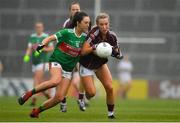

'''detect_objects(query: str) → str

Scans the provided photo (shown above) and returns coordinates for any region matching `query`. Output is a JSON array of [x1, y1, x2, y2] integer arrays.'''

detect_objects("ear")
[[77, 21, 80, 26]]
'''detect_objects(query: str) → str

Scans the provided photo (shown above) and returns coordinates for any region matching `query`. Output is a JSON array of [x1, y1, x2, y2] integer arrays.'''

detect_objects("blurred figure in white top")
[[117, 55, 133, 99]]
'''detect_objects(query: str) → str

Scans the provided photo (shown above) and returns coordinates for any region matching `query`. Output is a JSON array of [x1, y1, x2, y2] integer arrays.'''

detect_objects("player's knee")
[[50, 77, 61, 86], [55, 94, 64, 102], [105, 85, 113, 94], [86, 90, 96, 98]]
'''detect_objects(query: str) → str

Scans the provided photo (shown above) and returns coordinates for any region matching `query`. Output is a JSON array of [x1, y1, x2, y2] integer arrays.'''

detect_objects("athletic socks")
[[107, 104, 114, 116], [61, 97, 66, 104], [38, 105, 46, 112], [31, 88, 36, 95], [78, 93, 85, 100]]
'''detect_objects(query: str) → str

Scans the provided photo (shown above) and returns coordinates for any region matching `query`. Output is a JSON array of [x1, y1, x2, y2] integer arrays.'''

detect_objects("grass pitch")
[[0, 96, 180, 122]]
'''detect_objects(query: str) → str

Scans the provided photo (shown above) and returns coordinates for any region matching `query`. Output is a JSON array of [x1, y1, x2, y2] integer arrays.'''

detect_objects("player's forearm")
[[42, 46, 54, 52], [81, 47, 93, 56], [80, 42, 94, 56], [42, 35, 56, 46], [25, 47, 32, 56]]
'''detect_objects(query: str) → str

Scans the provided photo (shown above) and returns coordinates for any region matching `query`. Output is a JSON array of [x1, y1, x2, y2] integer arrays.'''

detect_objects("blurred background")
[[0, 0, 180, 99]]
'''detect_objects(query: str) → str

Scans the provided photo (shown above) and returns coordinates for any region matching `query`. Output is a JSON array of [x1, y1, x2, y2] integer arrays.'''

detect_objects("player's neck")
[[74, 27, 82, 37], [101, 33, 107, 40], [37, 32, 43, 36]]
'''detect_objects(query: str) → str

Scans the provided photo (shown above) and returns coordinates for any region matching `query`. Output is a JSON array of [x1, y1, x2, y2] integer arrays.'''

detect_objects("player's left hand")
[[36, 44, 45, 53], [111, 48, 123, 59], [34, 51, 40, 57], [91, 44, 98, 50]]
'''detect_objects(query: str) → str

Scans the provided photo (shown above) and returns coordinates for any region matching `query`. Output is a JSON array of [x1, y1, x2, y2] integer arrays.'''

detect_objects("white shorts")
[[50, 62, 72, 80], [72, 71, 79, 78], [79, 65, 95, 77], [32, 63, 49, 72], [118, 74, 132, 84]]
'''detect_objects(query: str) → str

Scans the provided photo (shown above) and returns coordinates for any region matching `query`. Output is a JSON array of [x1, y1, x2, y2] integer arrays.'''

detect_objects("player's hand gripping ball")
[[96, 42, 112, 58]]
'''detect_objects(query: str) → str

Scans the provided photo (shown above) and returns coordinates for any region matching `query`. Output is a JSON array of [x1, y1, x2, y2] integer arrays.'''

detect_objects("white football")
[[96, 42, 112, 58]]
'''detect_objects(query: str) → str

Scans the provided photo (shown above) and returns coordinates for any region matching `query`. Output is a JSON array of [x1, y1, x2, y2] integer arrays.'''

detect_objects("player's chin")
[[83, 28, 88, 33], [102, 30, 108, 34]]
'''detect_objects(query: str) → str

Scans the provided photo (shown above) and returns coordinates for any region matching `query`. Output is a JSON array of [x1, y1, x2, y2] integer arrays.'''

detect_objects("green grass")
[[0, 97, 180, 122]]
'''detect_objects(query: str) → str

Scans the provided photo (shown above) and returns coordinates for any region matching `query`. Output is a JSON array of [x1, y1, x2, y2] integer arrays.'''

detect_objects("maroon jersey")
[[63, 18, 74, 29], [80, 26, 119, 70]]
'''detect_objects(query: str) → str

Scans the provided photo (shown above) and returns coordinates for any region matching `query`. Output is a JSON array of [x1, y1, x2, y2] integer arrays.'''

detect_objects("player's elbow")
[[80, 48, 93, 56], [80, 49, 87, 56], [49, 46, 54, 51]]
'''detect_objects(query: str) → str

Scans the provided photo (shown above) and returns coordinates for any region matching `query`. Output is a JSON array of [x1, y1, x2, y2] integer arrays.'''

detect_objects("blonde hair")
[[69, 1, 80, 10], [96, 13, 109, 24]]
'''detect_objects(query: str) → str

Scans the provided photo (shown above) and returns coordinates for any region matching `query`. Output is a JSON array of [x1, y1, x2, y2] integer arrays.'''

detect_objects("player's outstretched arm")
[[23, 45, 32, 63], [42, 45, 54, 52], [42, 35, 56, 46], [36, 35, 56, 53], [80, 41, 98, 56], [111, 47, 123, 59]]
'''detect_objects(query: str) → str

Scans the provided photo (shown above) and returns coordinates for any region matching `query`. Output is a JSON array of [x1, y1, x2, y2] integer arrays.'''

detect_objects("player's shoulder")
[[57, 28, 72, 33], [89, 26, 99, 36], [66, 28, 74, 33], [90, 26, 99, 32], [64, 18, 70, 24], [63, 18, 71, 28], [30, 33, 36, 37], [42, 32, 49, 37], [58, 28, 74, 36], [109, 30, 117, 37]]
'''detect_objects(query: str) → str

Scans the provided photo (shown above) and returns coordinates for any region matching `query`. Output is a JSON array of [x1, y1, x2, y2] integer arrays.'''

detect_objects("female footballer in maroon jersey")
[[80, 13, 123, 119]]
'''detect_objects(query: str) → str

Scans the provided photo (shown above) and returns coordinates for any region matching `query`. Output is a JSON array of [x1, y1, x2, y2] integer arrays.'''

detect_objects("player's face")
[[97, 18, 109, 35], [35, 23, 44, 34], [78, 16, 90, 33], [70, 4, 80, 17]]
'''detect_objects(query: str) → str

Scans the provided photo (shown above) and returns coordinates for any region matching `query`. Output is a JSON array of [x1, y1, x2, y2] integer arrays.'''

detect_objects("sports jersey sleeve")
[[110, 32, 123, 59], [110, 32, 118, 48], [86, 27, 99, 46], [63, 18, 70, 28], [54, 29, 67, 43]]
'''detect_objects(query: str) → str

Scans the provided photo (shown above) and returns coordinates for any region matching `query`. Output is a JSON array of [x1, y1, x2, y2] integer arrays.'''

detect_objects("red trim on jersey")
[[58, 42, 81, 57]]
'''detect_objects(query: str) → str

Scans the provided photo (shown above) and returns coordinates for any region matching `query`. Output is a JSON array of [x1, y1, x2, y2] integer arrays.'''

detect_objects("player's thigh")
[[34, 70, 44, 79], [95, 64, 113, 89], [33, 64, 44, 84], [81, 75, 96, 94], [33, 64, 44, 77], [71, 72, 80, 86], [49, 65, 62, 82], [79, 65, 96, 93]]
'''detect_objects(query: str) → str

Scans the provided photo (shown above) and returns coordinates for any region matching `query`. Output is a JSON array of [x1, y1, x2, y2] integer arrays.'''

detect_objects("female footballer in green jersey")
[[60, 2, 88, 112], [18, 12, 90, 118]]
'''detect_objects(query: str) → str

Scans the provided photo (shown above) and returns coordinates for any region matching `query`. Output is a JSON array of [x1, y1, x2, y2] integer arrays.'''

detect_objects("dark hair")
[[72, 11, 88, 27], [69, 1, 80, 10]]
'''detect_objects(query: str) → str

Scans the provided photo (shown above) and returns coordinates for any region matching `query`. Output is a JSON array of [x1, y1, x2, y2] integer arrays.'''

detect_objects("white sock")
[[108, 111, 114, 116], [60, 102, 66, 105]]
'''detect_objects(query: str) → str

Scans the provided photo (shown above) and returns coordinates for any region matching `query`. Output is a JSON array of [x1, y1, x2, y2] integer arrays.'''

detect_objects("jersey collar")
[[36, 32, 45, 37], [73, 28, 82, 38]]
